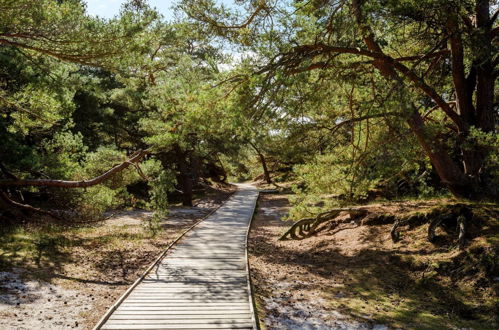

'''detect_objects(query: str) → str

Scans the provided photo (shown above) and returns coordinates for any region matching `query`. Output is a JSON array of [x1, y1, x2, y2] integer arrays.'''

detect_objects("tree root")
[[457, 215, 467, 249], [393, 204, 472, 247], [427, 217, 444, 242], [282, 203, 474, 248], [279, 208, 367, 240]]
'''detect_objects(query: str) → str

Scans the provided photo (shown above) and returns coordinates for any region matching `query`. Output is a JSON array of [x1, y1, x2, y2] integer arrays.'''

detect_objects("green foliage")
[[42, 130, 87, 179], [146, 166, 176, 235], [465, 128, 499, 190], [1, 0, 496, 225]]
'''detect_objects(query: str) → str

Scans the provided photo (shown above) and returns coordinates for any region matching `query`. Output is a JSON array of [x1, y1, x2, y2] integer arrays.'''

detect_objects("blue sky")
[[85, 0, 177, 19]]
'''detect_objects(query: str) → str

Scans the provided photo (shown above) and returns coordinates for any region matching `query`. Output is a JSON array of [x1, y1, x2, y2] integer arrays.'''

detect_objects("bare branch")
[[0, 150, 148, 188], [0, 191, 63, 221], [316, 112, 398, 135], [187, 4, 267, 30]]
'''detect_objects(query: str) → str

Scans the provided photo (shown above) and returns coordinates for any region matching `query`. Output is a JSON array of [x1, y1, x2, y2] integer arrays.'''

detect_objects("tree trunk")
[[458, 0, 496, 193], [249, 142, 271, 184], [474, 0, 495, 133], [258, 153, 272, 184], [178, 160, 193, 207], [406, 113, 473, 198], [175, 146, 193, 207], [190, 153, 201, 187]]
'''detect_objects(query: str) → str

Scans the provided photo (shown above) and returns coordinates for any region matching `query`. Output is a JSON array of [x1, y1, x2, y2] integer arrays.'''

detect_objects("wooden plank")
[[124, 296, 248, 300], [119, 303, 250, 308], [101, 324, 253, 329], [114, 309, 251, 313], [104, 319, 253, 324], [138, 280, 246, 283], [130, 291, 247, 295], [114, 306, 249, 314], [127, 289, 248, 294], [109, 314, 252, 319], [151, 270, 246, 274], [133, 284, 247, 288], [128, 293, 247, 297], [117, 303, 250, 306]]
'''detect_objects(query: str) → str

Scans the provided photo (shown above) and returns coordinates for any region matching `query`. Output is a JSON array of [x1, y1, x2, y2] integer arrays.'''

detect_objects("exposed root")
[[282, 203, 476, 247], [457, 215, 467, 249], [427, 217, 444, 242], [279, 208, 367, 240]]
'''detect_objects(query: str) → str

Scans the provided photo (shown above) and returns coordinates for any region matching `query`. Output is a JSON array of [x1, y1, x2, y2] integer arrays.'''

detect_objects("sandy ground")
[[0, 186, 235, 330], [248, 194, 384, 329], [248, 193, 498, 329]]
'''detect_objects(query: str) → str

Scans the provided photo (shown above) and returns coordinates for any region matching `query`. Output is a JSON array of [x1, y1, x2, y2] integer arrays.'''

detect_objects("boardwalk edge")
[[246, 186, 260, 330]]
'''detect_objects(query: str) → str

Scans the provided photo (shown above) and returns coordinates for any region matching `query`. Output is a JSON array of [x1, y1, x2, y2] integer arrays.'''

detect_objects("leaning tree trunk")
[[249, 142, 271, 184], [258, 152, 272, 184], [406, 113, 474, 198], [351, 0, 491, 199], [0, 150, 148, 221]]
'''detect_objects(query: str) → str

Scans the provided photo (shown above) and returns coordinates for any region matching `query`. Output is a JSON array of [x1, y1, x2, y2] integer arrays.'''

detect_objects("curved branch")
[[315, 112, 398, 135], [0, 38, 118, 66], [187, 4, 266, 30], [0, 191, 63, 220], [275, 43, 463, 130], [0, 150, 148, 188]]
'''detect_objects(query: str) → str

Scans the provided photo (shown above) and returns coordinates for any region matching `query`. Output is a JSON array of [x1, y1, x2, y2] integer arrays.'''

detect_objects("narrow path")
[[97, 184, 259, 330]]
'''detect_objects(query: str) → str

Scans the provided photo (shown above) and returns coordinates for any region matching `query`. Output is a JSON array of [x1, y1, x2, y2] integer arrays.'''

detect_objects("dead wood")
[[0, 149, 147, 188], [0, 191, 63, 221]]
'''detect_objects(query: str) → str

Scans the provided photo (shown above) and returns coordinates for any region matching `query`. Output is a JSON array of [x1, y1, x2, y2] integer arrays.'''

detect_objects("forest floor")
[[248, 193, 498, 330], [0, 184, 235, 330]]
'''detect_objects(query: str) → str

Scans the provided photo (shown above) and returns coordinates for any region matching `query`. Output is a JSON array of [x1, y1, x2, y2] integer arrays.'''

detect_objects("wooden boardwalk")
[[96, 184, 259, 330]]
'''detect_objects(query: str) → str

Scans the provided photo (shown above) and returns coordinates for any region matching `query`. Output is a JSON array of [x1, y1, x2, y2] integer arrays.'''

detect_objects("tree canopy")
[[0, 0, 497, 223]]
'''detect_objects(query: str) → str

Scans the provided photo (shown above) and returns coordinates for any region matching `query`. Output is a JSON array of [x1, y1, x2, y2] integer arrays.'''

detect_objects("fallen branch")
[[0, 191, 63, 221], [0, 150, 148, 188]]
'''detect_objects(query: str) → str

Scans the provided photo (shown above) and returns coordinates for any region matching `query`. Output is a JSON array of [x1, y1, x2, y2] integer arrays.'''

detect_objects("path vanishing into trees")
[[95, 184, 259, 329]]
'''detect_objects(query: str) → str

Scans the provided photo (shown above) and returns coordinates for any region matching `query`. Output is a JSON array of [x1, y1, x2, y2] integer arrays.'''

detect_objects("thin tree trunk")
[[191, 153, 201, 187], [249, 142, 271, 184], [258, 152, 272, 184]]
